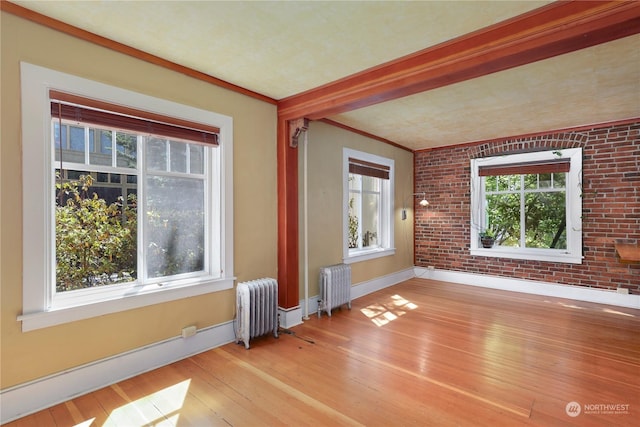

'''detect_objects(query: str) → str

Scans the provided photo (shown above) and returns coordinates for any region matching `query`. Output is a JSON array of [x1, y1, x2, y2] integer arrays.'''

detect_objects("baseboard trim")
[[415, 267, 640, 309], [278, 305, 303, 329], [0, 321, 236, 424], [352, 267, 416, 300]]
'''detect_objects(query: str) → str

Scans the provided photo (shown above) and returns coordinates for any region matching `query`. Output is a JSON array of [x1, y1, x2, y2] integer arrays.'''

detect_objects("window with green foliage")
[[343, 149, 395, 263], [484, 171, 567, 249], [20, 63, 234, 331], [470, 148, 583, 264], [52, 111, 213, 292]]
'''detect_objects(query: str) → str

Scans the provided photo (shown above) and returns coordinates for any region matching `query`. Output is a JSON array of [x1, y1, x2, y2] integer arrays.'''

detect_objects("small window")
[[343, 149, 395, 263], [470, 148, 583, 264]]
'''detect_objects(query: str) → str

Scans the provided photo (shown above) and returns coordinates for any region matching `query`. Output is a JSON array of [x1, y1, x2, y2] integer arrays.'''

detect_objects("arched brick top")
[[468, 132, 589, 159]]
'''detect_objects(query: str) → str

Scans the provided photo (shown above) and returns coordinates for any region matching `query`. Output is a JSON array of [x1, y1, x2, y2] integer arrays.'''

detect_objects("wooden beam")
[[277, 117, 299, 309], [278, 1, 640, 121]]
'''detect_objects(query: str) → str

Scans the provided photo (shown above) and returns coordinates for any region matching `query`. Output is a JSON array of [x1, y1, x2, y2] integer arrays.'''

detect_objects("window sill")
[[17, 277, 235, 332], [470, 247, 582, 264], [344, 247, 396, 264]]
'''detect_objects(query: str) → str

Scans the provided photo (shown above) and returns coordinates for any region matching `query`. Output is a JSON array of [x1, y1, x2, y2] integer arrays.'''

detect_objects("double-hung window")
[[343, 148, 395, 263], [470, 148, 582, 264], [20, 63, 234, 331]]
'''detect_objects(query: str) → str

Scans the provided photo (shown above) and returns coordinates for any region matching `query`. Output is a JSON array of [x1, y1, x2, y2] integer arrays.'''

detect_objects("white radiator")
[[236, 278, 279, 349], [318, 263, 352, 318]]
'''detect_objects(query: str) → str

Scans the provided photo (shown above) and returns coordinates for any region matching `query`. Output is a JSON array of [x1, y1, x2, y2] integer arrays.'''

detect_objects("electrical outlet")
[[181, 325, 197, 338]]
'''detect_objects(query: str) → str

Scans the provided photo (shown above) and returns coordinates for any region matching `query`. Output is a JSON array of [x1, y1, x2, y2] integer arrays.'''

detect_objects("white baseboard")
[[415, 267, 640, 309], [278, 305, 303, 329], [352, 267, 416, 300], [0, 321, 236, 424]]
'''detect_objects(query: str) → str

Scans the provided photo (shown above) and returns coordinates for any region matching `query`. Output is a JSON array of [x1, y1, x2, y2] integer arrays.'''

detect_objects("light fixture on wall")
[[402, 192, 429, 220]]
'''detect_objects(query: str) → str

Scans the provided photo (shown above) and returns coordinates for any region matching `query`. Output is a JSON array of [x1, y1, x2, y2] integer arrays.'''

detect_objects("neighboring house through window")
[[343, 148, 395, 263], [470, 148, 583, 264], [19, 63, 234, 331]]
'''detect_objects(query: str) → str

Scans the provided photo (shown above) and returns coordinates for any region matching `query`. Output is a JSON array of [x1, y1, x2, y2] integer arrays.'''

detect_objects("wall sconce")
[[402, 193, 429, 220]]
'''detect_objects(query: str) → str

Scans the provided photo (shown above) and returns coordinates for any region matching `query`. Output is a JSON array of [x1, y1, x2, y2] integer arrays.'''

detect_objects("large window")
[[20, 63, 234, 331], [470, 148, 582, 264], [343, 149, 394, 263]]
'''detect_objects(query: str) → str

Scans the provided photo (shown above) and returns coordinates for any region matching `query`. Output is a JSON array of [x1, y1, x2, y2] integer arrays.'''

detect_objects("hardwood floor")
[[6, 279, 640, 426]]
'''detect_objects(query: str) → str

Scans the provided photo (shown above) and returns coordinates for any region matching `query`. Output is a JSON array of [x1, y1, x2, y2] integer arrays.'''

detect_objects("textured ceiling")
[[12, 1, 640, 150]]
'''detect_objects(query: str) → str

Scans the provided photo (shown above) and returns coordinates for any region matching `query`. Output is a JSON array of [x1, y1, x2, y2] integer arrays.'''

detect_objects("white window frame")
[[343, 148, 395, 263], [470, 148, 583, 264], [19, 63, 234, 331]]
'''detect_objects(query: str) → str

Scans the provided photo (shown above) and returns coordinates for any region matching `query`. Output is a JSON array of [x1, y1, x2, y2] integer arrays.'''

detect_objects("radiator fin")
[[318, 264, 352, 318], [236, 278, 279, 349]]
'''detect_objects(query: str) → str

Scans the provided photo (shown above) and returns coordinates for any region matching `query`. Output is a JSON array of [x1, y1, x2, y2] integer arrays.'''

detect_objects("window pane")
[[53, 122, 67, 152], [55, 171, 137, 292], [348, 191, 361, 249], [362, 193, 379, 248], [363, 175, 380, 192], [146, 176, 205, 278], [539, 173, 552, 188], [147, 137, 167, 171], [69, 126, 85, 152], [525, 192, 566, 249], [486, 193, 520, 247], [349, 173, 361, 191], [190, 145, 204, 174], [496, 175, 520, 191], [524, 174, 538, 190], [116, 132, 137, 168], [484, 176, 497, 192], [89, 129, 113, 166], [553, 173, 566, 188], [170, 141, 188, 173]]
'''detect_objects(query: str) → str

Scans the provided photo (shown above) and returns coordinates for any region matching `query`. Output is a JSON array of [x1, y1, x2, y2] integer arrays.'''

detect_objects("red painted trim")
[[1, 1, 277, 106], [416, 117, 640, 154], [279, 1, 640, 121], [277, 117, 299, 309], [320, 119, 413, 153]]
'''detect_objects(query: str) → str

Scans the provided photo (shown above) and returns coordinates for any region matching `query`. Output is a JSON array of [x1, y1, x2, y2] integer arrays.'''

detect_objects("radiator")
[[317, 263, 352, 318], [236, 278, 279, 349]]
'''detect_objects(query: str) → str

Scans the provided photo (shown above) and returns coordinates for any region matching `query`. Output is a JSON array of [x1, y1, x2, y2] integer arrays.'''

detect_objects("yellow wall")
[[1, 12, 414, 391], [299, 122, 415, 297], [0, 12, 277, 388]]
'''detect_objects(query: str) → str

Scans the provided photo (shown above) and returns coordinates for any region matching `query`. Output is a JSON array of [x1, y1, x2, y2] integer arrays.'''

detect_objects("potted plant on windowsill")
[[479, 230, 495, 248]]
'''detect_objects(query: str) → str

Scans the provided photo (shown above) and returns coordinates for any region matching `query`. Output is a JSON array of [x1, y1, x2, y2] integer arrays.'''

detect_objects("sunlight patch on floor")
[[103, 379, 191, 426], [360, 294, 418, 326], [544, 300, 587, 310], [602, 308, 636, 317]]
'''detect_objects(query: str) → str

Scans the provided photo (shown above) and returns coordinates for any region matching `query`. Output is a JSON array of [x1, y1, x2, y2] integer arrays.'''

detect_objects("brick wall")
[[414, 120, 640, 294]]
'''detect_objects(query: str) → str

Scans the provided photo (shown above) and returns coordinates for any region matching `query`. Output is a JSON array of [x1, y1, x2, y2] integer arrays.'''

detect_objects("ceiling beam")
[[278, 1, 640, 121]]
